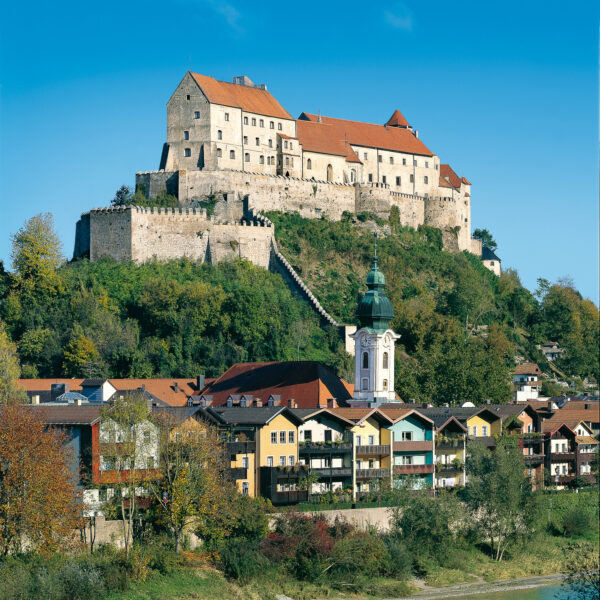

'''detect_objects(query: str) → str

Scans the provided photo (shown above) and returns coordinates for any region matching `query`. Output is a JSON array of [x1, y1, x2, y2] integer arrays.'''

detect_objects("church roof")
[[296, 120, 361, 162], [198, 361, 353, 409], [299, 113, 434, 157], [481, 246, 500, 262], [189, 72, 293, 120], [385, 109, 410, 128]]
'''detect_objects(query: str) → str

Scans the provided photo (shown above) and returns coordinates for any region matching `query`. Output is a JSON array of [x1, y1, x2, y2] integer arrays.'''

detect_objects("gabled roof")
[[25, 405, 102, 425], [439, 164, 463, 190], [575, 435, 599, 445], [433, 415, 468, 433], [543, 413, 596, 434], [198, 362, 353, 409], [207, 406, 303, 426], [299, 112, 434, 156], [296, 119, 361, 162], [385, 109, 410, 128], [189, 72, 292, 119], [481, 247, 500, 262], [379, 408, 434, 426], [417, 407, 479, 424], [152, 405, 205, 425], [513, 363, 542, 376], [328, 407, 393, 426], [291, 408, 356, 427]]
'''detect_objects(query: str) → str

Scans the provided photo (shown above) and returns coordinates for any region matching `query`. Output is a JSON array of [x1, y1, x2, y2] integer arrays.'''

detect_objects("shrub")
[[381, 534, 412, 578], [330, 532, 389, 578], [220, 538, 269, 582], [58, 561, 105, 600], [561, 509, 593, 538]]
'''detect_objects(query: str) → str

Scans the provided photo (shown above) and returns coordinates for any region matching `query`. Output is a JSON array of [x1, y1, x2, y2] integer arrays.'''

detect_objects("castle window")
[[361, 378, 368, 391], [259, 155, 265, 164], [362, 352, 369, 369], [268, 139, 273, 148], [285, 157, 289, 166], [383, 379, 388, 390], [410, 174, 414, 183], [225, 113, 229, 121], [184, 130, 189, 140], [307, 158, 312, 169], [284, 140, 288, 149], [186, 94, 190, 101], [364, 152, 368, 160], [278, 123, 282, 131], [244, 116, 248, 125], [184, 148, 191, 157], [396, 176, 401, 186], [326, 164, 332, 181], [194, 111, 200, 119], [230, 150, 235, 159], [435, 164, 439, 170], [245, 153, 250, 162], [389, 156, 394, 164], [251, 118, 256, 126], [243, 136, 248, 144], [413, 159, 417, 166], [290, 142, 293, 150], [402, 158, 406, 165], [290, 157, 294, 167], [255, 137, 260, 146], [260, 119, 264, 127], [350, 170, 355, 182], [218, 130, 223, 140], [270, 121, 274, 129], [383, 352, 388, 369], [425, 161, 429, 168], [217, 148, 222, 158], [382, 176, 387, 184], [378, 155, 382, 163], [368, 174, 373, 182], [424, 176, 429, 184]]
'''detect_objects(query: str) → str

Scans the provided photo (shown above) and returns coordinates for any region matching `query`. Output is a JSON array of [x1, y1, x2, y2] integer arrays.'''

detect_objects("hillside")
[[266, 211, 599, 402]]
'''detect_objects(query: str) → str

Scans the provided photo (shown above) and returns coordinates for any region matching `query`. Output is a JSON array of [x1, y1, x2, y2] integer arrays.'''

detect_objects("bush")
[[561, 509, 593, 538], [58, 561, 104, 600], [381, 534, 412, 578], [220, 538, 269, 582], [330, 532, 389, 578]]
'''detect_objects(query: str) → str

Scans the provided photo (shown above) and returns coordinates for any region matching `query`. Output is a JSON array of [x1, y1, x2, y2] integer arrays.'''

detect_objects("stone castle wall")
[[80, 206, 273, 268]]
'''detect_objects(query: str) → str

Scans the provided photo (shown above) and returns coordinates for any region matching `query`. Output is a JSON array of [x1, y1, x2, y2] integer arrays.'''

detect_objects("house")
[[554, 401, 600, 437], [381, 409, 435, 490], [538, 342, 565, 362], [481, 246, 501, 276], [513, 363, 543, 402]]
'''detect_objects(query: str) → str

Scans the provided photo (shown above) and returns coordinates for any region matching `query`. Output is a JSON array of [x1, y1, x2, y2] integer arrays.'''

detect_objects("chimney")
[[288, 398, 297, 409], [141, 384, 146, 392], [196, 375, 205, 390], [174, 381, 179, 393], [255, 399, 263, 407], [327, 398, 337, 409], [31, 395, 40, 405], [547, 401, 553, 410], [414, 129, 419, 138]]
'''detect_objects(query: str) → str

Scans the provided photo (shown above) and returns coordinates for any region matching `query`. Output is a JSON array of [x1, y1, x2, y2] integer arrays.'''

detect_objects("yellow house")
[[466, 408, 502, 438]]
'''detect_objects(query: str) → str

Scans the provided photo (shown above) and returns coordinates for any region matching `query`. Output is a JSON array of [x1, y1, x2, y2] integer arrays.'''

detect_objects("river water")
[[457, 583, 565, 599]]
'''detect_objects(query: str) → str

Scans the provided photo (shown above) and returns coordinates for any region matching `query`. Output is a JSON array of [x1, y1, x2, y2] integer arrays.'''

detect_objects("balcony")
[[356, 468, 390, 479], [524, 454, 545, 466], [393, 464, 435, 475], [393, 441, 434, 452], [269, 490, 308, 505], [550, 474, 575, 485], [299, 442, 353, 455], [355, 445, 390, 457], [550, 452, 576, 462], [226, 441, 256, 455], [229, 467, 248, 479], [311, 467, 352, 477], [437, 440, 465, 451], [435, 464, 464, 475]]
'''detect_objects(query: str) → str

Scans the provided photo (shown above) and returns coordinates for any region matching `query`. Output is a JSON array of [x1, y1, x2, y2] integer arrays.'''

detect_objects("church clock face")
[[360, 335, 369, 347]]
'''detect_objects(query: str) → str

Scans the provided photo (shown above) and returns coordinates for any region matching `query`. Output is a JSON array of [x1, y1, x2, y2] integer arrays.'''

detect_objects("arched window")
[[230, 150, 235, 159], [244, 153, 250, 162], [217, 130, 222, 140], [259, 155, 264, 164], [216, 148, 222, 158], [362, 352, 369, 369], [383, 379, 388, 390], [327, 164, 333, 182], [361, 378, 368, 391], [307, 158, 312, 169], [383, 352, 389, 369]]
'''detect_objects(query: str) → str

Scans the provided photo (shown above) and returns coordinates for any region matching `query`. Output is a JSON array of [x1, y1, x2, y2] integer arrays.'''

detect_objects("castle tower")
[[349, 236, 401, 407]]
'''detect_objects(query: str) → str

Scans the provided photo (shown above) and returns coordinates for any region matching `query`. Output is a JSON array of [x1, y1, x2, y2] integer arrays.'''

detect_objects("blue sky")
[[1, 0, 598, 303]]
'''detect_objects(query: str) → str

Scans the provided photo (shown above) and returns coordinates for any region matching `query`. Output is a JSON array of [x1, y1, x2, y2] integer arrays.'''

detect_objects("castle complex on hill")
[[75, 71, 482, 269]]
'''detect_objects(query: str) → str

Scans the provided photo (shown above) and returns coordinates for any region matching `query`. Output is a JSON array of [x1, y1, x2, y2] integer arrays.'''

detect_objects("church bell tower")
[[349, 236, 400, 407]]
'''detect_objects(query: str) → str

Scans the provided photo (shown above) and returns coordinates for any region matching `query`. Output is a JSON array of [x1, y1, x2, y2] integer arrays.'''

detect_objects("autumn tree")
[[100, 393, 156, 556], [0, 320, 25, 405], [0, 405, 83, 555], [149, 414, 235, 552], [10, 213, 63, 295]]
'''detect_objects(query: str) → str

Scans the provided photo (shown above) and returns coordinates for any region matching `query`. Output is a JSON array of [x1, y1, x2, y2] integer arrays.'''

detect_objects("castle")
[[75, 71, 482, 269]]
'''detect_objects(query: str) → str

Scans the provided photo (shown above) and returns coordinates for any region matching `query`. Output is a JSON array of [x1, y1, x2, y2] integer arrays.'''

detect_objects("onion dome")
[[356, 235, 394, 332]]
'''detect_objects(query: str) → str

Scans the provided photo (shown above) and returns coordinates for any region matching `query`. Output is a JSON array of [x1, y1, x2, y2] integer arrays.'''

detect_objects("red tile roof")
[[198, 362, 353, 409], [299, 113, 434, 157], [296, 119, 361, 163], [439, 164, 463, 190], [385, 109, 410, 128], [18, 378, 85, 391], [329, 407, 393, 424], [189, 72, 292, 120]]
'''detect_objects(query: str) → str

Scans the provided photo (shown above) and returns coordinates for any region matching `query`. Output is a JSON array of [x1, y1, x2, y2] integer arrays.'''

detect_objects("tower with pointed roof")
[[349, 235, 401, 407]]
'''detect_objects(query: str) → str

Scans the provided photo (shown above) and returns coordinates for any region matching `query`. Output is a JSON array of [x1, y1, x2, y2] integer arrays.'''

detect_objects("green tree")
[[473, 228, 497, 251], [0, 320, 24, 404], [111, 184, 132, 206], [558, 542, 600, 600], [10, 213, 63, 295]]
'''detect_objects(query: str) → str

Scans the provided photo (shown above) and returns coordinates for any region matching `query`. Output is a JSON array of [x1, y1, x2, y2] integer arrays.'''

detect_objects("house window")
[[304, 430, 312, 441], [402, 455, 413, 465], [184, 148, 191, 157], [267, 456, 274, 467], [324, 430, 332, 442], [245, 153, 250, 162], [280, 431, 286, 444], [362, 352, 369, 368], [410, 174, 414, 183], [242, 481, 249, 495], [383, 379, 388, 390], [490, 261, 495, 266], [482, 426, 488, 436], [402, 431, 412, 441], [240, 456, 249, 468], [307, 158, 312, 169], [368, 174, 373, 182], [271, 431, 277, 444], [289, 455, 295, 466], [402, 158, 406, 165], [268, 139, 273, 148], [243, 136, 248, 144], [361, 378, 368, 390], [194, 111, 200, 118], [218, 130, 222, 140], [378, 155, 382, 163], [184, 130, 189, 140], [284, 140, 288, 149], [389, 157, 394, 164], [255, 137, 260, 146], [368, 435, 375, 445], [356, 435, 362, 446], [224, 113, 229, 121], [278, 123, 282, 130], [288, 431, 295, 443], [186, 94, 190, 101], [270, 121, 274, 129], [424, 176, 429, 184], [368, 459, 374, 468], [396, 176, 401, 185], [244, 116, 248, 125], [260, 119, 264, 127], [382, 175, 387, 184], [252, 118, 256, 126], [279, 456, 286, 466], [217, 148, 222, 158], [259, 155, 265, 164], [230, 150, 235, 159], [472, 426, 478, 436]]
